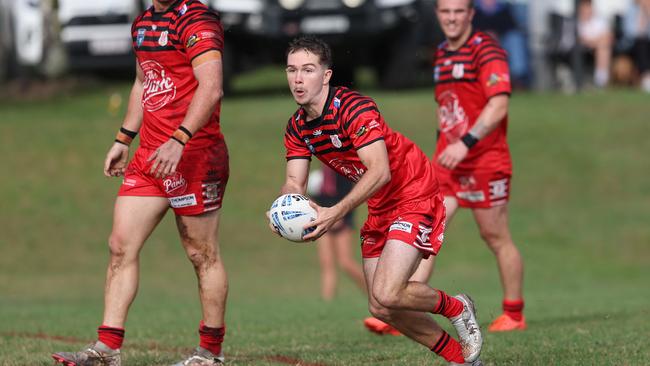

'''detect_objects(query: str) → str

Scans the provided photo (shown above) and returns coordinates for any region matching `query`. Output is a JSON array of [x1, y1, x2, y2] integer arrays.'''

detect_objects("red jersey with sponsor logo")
[[285, 87, 439, 214], [433, 31, 512, 173], [131, 0, 224, 151]]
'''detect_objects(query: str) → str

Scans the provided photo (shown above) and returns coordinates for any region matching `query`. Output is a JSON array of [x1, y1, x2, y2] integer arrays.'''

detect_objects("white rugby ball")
[[269, 194, 317, 242]]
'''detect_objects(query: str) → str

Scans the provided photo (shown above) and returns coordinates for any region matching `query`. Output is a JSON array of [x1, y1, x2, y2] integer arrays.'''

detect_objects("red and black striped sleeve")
[[340, 92, 385, 150], [475, 38, 511, 98], [284, 115, 311, 160], [177, 2, 224, 62]]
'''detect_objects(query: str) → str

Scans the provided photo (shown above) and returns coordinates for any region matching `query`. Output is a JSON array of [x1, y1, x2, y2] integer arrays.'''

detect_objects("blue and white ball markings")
[[269, 194, 317, 242]]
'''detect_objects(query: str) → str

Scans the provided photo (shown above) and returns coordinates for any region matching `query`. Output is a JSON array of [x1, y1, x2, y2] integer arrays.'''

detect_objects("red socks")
[[431, 331, 465, 363], [199, 321, 225, 356], [97, 325, 125, 350], [503, 299, 524, 321], [432, 290, 463, 319]]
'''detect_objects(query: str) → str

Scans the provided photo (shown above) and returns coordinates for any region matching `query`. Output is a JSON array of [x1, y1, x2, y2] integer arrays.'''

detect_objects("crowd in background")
[[476, 0, 650, 92]]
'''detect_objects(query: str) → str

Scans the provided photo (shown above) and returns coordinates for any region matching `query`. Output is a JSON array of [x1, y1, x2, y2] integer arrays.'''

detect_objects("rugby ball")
[[269, 194, 317, 242]]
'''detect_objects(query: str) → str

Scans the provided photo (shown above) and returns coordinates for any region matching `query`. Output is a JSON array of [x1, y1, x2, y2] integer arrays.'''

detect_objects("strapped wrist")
[[115, 127, 138, 146], [172, 126, 192, 145], [460, 133, 479, 149]]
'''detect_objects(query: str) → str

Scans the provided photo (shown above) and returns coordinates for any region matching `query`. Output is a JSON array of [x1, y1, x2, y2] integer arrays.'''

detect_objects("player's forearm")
[[469, 95, 509, 139], [335, 167, 390, 215], [121, 78, 144, 132], [179, 81, 223, 134], [280, 181, 306, 195]]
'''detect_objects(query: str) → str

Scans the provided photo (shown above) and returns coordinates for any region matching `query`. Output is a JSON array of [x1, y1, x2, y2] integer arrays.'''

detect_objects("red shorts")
[[360, 196, 446, 259], [436, 168, 511, 209], [118, 140, 229, 216]]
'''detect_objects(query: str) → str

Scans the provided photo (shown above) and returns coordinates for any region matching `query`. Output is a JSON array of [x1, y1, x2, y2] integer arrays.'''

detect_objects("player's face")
[[436, 0, 474, 42], [286, 50, 332, 107]]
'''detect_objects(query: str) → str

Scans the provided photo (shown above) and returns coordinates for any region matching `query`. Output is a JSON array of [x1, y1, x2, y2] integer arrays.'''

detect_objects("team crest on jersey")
[[158, 31, 168, 46], [452, 63, 465, 79], [330, 134, 342, 148], [179, 4, 188, 16], [141, 60, 177, 111], [474, 36, 483, 45], [355, 125, 366, 137], [136, 28, 146, 47], [434, 66, 440, 82], [333, 97, 341, 109]]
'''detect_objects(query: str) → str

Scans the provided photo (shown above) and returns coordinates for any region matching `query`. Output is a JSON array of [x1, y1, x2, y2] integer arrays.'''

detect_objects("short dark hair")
[[434, 0, 474, 9], [286, 36, 333, 68]]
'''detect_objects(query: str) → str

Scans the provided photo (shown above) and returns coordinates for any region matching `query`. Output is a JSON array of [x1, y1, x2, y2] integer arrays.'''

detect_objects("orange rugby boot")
[[488, 313, 527, 332], [363, 317, 402, 336]]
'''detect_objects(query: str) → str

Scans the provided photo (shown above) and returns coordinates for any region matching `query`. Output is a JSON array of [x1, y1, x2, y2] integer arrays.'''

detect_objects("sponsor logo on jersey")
[[303, 137, 316, 153], [169, 193, 197, 208], [330, 134, 342, 148], [136, 28, 146, 47], [141, 60, 177, 111], [313, 129, 322, 136], [163, 172, 187, 195], [333, 97, 341, 109], [486, 73, 510, 87], [368, 119, 380, 129], [329, 158, 365, 182], [438, 91, 468, 141], [452, 63, 465, 79], [158, 31, 168, 46], [390, 220, 413, 233], [457, 190, 486, 202], [186, 34, 200, 48], [123, 178, 137, 187]]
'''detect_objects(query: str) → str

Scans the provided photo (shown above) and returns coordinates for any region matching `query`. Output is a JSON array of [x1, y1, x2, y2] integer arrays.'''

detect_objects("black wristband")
[[114, 139, 129, 146], [177, 126, 193, 139], [171, 136, 186, 146], [460, 133, 479, 149], [120, 127, 138, 139]]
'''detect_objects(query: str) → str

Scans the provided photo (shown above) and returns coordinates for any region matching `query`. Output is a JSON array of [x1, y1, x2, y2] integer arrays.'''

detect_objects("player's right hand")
[[266, 210, 282, 237], [104, 142, 129, 177]]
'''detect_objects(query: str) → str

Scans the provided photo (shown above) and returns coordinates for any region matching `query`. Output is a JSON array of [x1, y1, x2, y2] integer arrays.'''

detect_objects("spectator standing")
[[623, 0, 650, 92]]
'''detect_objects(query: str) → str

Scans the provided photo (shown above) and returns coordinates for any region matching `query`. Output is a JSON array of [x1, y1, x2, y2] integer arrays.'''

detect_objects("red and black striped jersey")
[[433, 31, 512, 173], [131, 0, 224, 151], [285, 87, 439, 214]]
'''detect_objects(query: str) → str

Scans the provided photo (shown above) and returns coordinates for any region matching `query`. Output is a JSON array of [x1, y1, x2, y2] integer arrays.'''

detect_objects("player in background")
[[52, 1, 229, 365], [271, 36, 483, 365], [428, 0, 526, 332], [309, 166, 401, 335], [308, 166, 367, 301]]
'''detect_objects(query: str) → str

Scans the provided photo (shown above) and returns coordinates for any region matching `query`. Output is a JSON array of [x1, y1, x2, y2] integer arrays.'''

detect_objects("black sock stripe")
[[432, 332, 450, 353]]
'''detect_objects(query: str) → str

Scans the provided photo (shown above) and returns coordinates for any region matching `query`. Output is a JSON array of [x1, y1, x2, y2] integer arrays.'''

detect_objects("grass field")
[[0, 83, 649, 365]]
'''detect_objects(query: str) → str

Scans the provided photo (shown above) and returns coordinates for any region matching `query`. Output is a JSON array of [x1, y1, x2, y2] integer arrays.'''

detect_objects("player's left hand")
[[147, 138, 184, 178], [302, 201, 343, 241], [437, 140, 468, 170]]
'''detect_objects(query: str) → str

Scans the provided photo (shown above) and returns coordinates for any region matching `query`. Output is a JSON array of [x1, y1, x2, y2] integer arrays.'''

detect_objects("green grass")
[[1, 85, 649, 365]]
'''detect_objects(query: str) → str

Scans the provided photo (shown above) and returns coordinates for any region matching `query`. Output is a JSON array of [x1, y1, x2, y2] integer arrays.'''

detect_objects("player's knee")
[[372, 286, 401, 309], [107, 234, 127, 259], [368, 303, 392, 322], [478, 227, 506, 248], [186, 245, 217, 269]]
